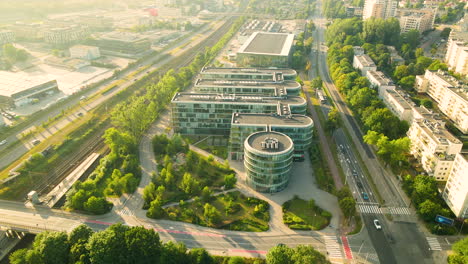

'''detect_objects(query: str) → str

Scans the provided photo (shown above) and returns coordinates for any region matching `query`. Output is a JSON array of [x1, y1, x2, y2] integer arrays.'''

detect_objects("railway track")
[[32, 16, 237, 198]]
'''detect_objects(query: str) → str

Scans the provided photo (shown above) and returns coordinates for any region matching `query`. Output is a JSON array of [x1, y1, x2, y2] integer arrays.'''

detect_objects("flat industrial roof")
[[0, 71, 56, 98], [355, 55, 376, 67], [385, 89, 413, 110], [172, 93, 306, 105], [200, 67, 297, 75], [367, 71, 394, 86], [232, 113, 313, 127], [195, 79, 300, 89], [246, 131, 293, 153], [238, 32, 295, 56]]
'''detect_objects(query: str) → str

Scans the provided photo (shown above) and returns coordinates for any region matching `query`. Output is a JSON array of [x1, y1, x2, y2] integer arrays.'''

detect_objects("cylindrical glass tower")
[[244, 131, 294, 193]]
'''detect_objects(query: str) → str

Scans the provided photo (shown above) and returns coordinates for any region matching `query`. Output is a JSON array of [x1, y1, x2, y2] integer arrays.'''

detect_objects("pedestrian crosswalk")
[[387, 207, 411, 215], [358, 205, 382, 214], [119, 208, 134, 216], [426, 237, 442, 251], [323, 235, 343, 259], [357, 205, 411, 215]]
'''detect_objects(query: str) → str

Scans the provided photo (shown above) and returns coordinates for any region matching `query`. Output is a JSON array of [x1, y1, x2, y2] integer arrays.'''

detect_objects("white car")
[[0, 139, 6, 146], [373, 219, 382, 230]]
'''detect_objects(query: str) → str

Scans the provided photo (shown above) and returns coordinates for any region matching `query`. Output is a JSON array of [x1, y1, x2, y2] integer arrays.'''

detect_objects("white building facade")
[[363, 0, 398, 20], [366, 70, 396, 98], [69, 45, 101, 60], [445, 31, 468, 76], [443, 153, 468, 218], [353, 54, 377, 76]]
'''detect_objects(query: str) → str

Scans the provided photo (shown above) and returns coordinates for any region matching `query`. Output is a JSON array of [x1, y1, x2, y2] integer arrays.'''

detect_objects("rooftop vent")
[[261, 137, 279, 150]]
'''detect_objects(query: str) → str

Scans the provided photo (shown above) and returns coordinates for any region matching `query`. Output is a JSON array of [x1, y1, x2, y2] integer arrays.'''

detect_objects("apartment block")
[[386, 46, 405, 65], [9, 22, 42, 41], [407, 118, 462, 180], [366, 70, 396, 98], [445, 31, 468, 76], [397, 8, 436, 33], [443, 153, 468, 218], [382, 89, 415, 122], [363, 0, 398, 20], [417, 70, 468, 134], [353, 54, 377, 76], [0, 30, 14, 45]]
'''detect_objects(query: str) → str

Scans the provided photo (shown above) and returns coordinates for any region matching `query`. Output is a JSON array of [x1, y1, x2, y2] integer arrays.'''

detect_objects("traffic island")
[[282, 196, 331, 230]]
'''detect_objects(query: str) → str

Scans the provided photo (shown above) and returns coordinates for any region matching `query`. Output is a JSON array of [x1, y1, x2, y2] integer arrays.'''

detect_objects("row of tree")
[[9, 224, 266, 264], [402, 174, 457, 235]]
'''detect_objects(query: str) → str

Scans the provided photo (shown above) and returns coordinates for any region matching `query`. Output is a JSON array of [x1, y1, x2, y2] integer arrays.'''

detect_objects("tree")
[[31, 231, 70, 264], [418, 200, 442, 222], [326, 107, 341, 131], [180, 172, 200, 195], [87, 226, 127, 264], [69, 225, 93, 264], [224, 174, 237, 189], [311, 77, 322, 89], [9, 249, 28, 264], [201, 186, 213, 202], [266, 245, 294, 264], [147, 198, 165, 219], [448, 237, 468, 264], [203, 203, 221, 226], [399, 75, 416, 90], [84, 196, 111, 214], [228, 256, 245, 264], [292, 245, 329, 264], [160, 241, 190, 264], [339, 197, 356, 218], [189, 248, 214, 264], [124, 226, 162, 263]]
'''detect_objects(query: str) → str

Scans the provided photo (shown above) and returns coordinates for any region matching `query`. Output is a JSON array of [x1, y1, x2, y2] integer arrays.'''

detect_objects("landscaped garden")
[[283, 196, 331, 230], [144, 134, 270, 232]]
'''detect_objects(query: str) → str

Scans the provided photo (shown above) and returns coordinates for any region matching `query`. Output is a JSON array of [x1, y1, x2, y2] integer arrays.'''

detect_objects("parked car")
[[31, 139, 40, 146], [0, 140, 7, 146], [373, 219, 382, 230]]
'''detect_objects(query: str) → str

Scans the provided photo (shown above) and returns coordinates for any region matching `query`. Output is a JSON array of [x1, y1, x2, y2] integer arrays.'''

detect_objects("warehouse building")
[[0, 72, 59, 107], [236, 32, 295, 67]]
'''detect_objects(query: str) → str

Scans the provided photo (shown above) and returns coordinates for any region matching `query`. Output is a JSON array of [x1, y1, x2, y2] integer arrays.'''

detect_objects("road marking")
[[388, 207, 411, 215], [118, 208, 134, 216], [426, 237, 442, 251], [152, 228, 226, 238], [341, 236, 353, 259], [358, 205, 382, 214], [84, 220, 112, 226], [323, 235, 343, 259]]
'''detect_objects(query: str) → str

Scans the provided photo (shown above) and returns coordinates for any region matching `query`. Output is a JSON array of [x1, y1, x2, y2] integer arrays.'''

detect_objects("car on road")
[[0, 139, 6, 146], [356, 181, 363, 188], [361, 192, 369, 200], [77, 112, 84, 117], [31, 139, 41, 146], [373, 219, 382, 230]]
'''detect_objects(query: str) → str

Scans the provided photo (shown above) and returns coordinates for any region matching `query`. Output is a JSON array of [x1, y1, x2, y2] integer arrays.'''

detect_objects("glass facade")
[[244, 132, 294, 193], [229, 121, 313, 160], [236, 53, 290, 68]]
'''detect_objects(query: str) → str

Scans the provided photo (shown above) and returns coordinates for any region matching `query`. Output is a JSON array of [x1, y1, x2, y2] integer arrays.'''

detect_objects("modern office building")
[[0, 30, 14, 45], [0, 72, 59, 107], [43, 26, 89, 47], [366, 70, 396, 98], [397, 8, 436, 33], [443, 152, 468, 218], [445, 31, 468, 76], [199, 67, 297, 81], [91, 32, 151, 56], [417, 70, 468, 134], [69, 45, 101, 60], [236, 32, 295, 67], [229, 113, 313, 160], [244, 131, 294, 193], [363, 0, 398, 20], [171, 92, 307, 135], [353, 54, 377, 76], [407, 118, 463, 180], [193, 79, 301, 96]]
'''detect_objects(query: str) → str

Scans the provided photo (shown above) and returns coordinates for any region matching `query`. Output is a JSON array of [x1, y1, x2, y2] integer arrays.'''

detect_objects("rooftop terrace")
[[238, 32, 295, 56]]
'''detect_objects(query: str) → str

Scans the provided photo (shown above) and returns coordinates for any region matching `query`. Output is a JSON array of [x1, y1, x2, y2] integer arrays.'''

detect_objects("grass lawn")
[[164, 191, 270, 232], [283, 196, 331, 230]]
